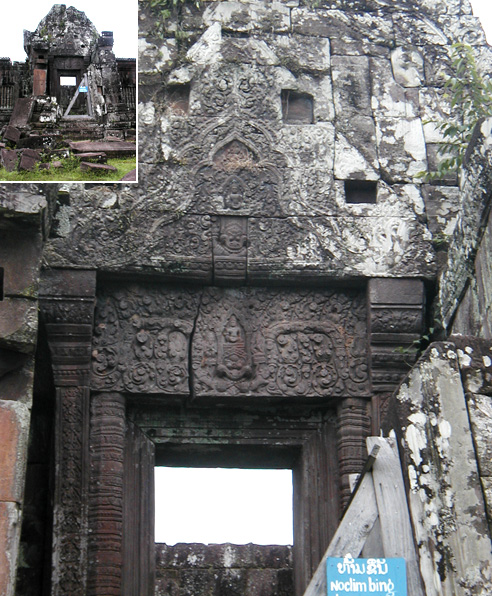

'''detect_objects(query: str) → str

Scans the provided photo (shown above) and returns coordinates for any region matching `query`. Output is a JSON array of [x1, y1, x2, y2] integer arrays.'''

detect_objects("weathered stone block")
[[3, 126, 20, 144], [0, 299, 38, 353], [80, 161, 117, 173], [0, 189, 47, 218], [452, 336, 492, 396], [334, 115, 379, 180], [467, 393, 492, 476], [0, 501, 21, 596], [0, 228, 43, 298], [0, 354, 34, 404], [18, 149, 42, 172], [292, 8, 393, 46], [332, 55, 371, 116], [369, 278, 424, 306], [376, 116, 427, 182], [69, 140, 136, 157], [8, 98, 35, 128], [421, 185, 460, 237], [393, 342, 492, 596], [203, 1, 290, 33], [370, 57, 419, 118], [0, 149, 19, 172], [73, 152, 107, 163], [0, 400, 30, 502], [269, 34, 331, 73]]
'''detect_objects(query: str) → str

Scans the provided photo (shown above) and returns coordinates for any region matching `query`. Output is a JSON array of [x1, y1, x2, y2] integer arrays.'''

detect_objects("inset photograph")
[[0, 1, 137, 182]]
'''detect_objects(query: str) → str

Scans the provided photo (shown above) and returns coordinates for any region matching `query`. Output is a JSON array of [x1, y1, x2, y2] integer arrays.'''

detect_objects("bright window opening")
[[155, 467, 293, 545], [60, 76, 76, 86]]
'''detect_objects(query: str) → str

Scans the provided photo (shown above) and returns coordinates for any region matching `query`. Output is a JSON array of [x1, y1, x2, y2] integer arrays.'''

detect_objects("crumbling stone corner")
[[390, 341, 492, 596]]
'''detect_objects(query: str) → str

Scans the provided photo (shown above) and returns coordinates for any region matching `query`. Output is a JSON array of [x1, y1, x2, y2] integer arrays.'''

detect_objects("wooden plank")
[[361, 517, 383, 558], [368, 437, 425, 596], [64, 84, 81, 117], [303, 472, 379, 596]]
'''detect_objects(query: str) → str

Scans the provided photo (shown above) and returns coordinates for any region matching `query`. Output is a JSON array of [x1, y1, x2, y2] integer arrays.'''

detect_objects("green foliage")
[[419, 43, 492, 181], [394, 326, 437, 359], [0, 156, 136, 182]]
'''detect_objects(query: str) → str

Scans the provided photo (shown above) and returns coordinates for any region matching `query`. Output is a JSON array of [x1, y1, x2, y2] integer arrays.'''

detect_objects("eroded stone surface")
[[392, 342, 492, 595]]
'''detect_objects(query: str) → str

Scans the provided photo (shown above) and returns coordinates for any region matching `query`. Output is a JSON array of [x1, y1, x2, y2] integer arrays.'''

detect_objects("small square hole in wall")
[[167, 83, 190, 114], [281, 90, 314, 124], [155, 467, 293, 545], [344, 180, 378, 204]]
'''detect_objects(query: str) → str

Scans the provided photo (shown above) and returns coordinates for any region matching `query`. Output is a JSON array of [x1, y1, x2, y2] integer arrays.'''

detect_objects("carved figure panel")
[[91, 285, 369, 400], [213, 216, 248, 284], [193, 132, 287, 217], [91, 286, 200, 394], [192, 287, 370, 398]]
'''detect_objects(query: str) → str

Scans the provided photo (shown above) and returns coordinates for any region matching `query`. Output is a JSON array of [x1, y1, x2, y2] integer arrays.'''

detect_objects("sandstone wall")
[[155, 543, 293, 596], [0, 186, 53, 596]]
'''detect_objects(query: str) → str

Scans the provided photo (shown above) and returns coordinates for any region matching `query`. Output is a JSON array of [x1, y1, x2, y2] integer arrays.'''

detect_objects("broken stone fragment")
[[74, 152, 107, 163], [69, 140, 136, 158], [80, 161, 117, 173], [18, 149, 42, 171], [120, 168, 136, 181], [1, 149, 19, 172], [3, 126, 21, 145]]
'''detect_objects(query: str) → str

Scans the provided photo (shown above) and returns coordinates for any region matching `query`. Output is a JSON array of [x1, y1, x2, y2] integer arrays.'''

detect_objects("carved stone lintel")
[[337, 397, 371, 507], [88, 393, 126, 596]]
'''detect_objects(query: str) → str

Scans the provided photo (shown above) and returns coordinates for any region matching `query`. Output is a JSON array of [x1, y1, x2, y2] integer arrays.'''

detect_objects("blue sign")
[[327, 556, 407, 595], [79, 86, 88, 92]]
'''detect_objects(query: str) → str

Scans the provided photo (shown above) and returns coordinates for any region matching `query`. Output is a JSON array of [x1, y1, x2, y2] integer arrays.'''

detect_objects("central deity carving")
[[217, 314, 252, 380]]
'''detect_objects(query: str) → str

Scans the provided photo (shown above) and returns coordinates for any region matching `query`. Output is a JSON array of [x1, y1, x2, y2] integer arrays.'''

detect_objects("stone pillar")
[[88, 392, 126, 596], [336, 397, 371, 507], [368, 278, 425, 432], [39, 269, 96, 596]]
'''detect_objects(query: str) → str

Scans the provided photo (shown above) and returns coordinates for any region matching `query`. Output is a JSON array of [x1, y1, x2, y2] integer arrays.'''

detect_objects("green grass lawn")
[[0, 156, 136, 182]]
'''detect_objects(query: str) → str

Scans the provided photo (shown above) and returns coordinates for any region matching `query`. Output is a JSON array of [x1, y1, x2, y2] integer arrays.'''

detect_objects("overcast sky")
[[1, 0, 137, 62], [155, 468, 293, 545]]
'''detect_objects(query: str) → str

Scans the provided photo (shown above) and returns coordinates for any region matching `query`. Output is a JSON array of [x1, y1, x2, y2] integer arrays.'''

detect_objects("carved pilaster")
[[88, 392, 126, 596], [337, 397, 371, 507], [39, 269, 96, 596], [368, 278, 425, 431]]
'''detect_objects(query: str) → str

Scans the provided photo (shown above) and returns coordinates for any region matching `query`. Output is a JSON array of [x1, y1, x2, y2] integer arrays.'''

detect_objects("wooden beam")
[[367, 437, 425, 596], [303, 471, 379, 596]]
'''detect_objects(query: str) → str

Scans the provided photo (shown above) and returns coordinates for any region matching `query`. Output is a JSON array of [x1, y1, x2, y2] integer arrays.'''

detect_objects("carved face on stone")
[[220, 222, 246, 252]]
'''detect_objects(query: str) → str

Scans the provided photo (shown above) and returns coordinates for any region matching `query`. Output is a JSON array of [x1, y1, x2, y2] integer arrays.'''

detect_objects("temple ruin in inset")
[[1, 0, 492, 595], [0, 4, 135, 172]]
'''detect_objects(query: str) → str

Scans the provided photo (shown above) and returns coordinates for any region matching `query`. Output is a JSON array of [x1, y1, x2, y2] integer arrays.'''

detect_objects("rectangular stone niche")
[[167, 83, 190, 114], [281, 90, 314, 124], [344, 180, 377, 204]]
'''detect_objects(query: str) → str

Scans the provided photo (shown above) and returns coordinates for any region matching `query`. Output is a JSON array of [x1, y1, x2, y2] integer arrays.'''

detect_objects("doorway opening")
[[155, 467, 293, 545]]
